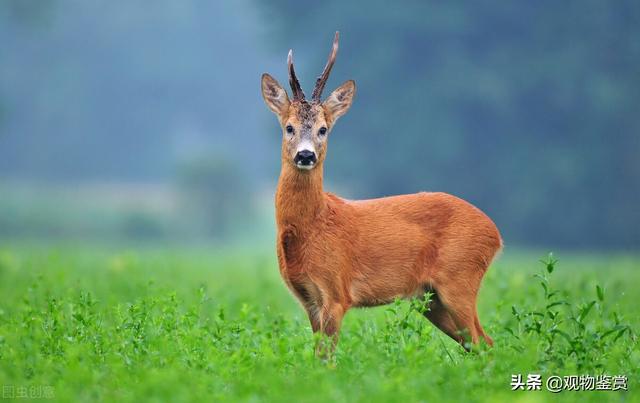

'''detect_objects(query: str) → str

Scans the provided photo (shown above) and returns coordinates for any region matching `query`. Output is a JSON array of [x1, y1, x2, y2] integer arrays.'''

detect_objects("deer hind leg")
[[423, 291, 465, 345], [429, 280, 485, 350]]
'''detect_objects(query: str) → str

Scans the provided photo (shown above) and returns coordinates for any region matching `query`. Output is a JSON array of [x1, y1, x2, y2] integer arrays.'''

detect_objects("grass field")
[[0, 243, 637, 402]]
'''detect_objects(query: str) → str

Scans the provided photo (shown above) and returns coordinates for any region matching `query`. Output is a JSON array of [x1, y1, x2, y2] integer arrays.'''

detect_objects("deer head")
[[261, 32, 355, 171]]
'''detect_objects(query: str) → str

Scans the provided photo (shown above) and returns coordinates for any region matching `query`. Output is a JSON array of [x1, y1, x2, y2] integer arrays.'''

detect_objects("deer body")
[[262, 32, 501, 351]]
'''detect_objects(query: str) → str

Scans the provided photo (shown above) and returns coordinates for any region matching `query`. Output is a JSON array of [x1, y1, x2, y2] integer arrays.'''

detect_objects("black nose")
[[294, 150, 317, 166]]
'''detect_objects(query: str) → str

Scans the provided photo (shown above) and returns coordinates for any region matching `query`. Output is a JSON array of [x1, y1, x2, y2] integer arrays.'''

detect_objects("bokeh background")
[[1, 0, 638, 251]]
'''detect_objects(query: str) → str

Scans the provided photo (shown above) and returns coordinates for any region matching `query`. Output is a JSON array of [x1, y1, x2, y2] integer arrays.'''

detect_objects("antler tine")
[[311, 31, 339, 102], [287, 49, 305, 101]]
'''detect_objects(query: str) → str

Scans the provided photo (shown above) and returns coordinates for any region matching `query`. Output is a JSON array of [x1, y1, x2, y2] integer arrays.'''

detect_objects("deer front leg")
[[314, 302, 346, 359], [304, 303, 322, 333]]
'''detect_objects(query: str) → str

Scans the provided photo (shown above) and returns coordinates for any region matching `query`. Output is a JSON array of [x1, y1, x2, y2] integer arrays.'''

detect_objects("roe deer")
[[261, 32, 502, 354]]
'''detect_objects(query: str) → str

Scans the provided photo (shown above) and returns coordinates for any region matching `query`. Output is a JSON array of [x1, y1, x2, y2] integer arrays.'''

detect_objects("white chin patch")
[[296, 163, 315, 170]]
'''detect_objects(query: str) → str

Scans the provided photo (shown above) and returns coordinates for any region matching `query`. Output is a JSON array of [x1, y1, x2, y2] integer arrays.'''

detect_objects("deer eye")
[[318, 127, 327, 136], [286, 125, 294, 134]]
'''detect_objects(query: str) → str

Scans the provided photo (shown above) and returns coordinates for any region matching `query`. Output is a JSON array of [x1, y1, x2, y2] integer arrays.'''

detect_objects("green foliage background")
[[0, 245, 637, 401]]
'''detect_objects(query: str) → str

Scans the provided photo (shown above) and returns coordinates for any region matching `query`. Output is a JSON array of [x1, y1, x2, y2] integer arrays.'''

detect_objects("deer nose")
[[294, 150, 317, 166]]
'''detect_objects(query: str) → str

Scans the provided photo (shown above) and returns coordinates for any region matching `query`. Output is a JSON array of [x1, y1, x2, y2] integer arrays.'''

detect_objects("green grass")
[[0, 243, 638, 402]]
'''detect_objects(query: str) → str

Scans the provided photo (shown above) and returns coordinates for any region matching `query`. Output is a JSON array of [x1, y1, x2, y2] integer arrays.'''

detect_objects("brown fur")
[[261, 52, 502, 354]]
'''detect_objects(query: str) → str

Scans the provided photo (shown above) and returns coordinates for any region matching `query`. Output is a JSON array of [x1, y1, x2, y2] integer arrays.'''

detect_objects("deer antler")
[[288, 49, 305, 101], [311, 31, 339, 102]]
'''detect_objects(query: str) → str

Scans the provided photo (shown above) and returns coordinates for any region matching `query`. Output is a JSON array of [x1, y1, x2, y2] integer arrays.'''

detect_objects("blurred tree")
[[0, 0, 56, 26], [0, 0, 54, 136], [175, 155, 253, 240]]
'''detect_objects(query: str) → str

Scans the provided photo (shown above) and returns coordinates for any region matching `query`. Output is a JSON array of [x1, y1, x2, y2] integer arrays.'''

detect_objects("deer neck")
[[276, 164, 326, 230]]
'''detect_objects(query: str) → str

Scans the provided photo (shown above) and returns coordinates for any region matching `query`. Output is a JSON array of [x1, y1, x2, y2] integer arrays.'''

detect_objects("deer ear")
[[261, 73, 290, 118], [322, 80, 355, 124]]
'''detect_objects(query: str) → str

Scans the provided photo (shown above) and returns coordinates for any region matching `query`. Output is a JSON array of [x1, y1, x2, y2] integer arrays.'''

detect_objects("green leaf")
[[540, 281, 548, 296], [578, 301, 596, 322], [600, 326, 624, 340], [539, 253, 558, 273], [551, 328, 573, 343], [545, 301, 566, 310], [613, 327, 629, 342], [596, 285, 604, 302], [504, 326, 519, 339]]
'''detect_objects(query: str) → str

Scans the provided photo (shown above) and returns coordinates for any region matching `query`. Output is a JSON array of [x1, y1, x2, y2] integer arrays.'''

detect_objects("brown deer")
[[261, 32, 502, 354]]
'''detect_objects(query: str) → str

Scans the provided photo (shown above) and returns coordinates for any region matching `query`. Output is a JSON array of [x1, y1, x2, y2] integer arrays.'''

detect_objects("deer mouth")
[[296, 161, 315, 170]]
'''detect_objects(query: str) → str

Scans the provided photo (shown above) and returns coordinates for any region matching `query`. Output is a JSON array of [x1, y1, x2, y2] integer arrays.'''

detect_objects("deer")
[[260, 32, 502, 355]]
